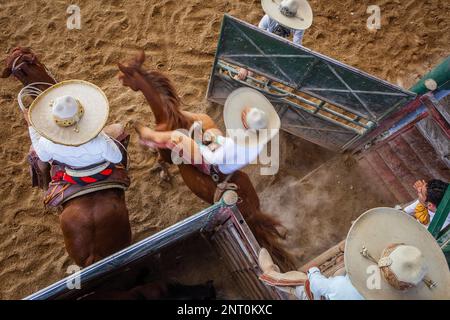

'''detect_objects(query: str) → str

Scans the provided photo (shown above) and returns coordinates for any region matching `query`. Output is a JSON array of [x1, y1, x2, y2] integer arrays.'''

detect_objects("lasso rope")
[[17, 82, 53, 111]]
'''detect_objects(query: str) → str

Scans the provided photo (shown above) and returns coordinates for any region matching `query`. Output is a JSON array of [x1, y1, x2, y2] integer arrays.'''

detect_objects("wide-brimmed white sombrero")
[[261, 0, 313, 30], [345, 208, 450, 300], [29, 80, 109, 146], [224, 87, 280, 147]]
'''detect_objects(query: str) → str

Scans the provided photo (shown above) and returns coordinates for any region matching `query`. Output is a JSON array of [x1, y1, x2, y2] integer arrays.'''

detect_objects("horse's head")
[[2, 47, 56, 87], [117, 50, 146, 91], [118, 50, 188, 128]]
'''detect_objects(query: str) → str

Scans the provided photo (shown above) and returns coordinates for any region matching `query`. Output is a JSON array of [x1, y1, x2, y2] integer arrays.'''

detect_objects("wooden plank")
[[402, 127, 450, 181], [388, 136, 434, 182], [377, 144, 417, 199], [364, 151, 412, 203], [357, 157, 399, 203]]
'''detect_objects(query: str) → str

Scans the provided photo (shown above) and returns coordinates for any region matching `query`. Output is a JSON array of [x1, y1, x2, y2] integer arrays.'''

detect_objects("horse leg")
[[59, 190, 131, 267], [149, 153, 172, 183]]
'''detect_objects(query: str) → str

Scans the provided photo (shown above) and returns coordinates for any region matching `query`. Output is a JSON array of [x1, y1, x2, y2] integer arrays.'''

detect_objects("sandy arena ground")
[[0, 0, 449, 299]]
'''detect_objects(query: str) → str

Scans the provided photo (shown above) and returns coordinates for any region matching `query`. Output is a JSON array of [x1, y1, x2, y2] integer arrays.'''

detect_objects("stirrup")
[[18, 82, 53, 111]]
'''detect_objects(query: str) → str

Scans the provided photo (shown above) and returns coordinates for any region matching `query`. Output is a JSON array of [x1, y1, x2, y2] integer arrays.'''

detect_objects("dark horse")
[[2, 47, 132, 267], [118, 51, 295, 270]]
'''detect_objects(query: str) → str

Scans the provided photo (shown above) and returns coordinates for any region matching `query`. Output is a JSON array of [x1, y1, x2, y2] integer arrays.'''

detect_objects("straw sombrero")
[[29, 80, 109, 146], [345, 208, 450, 300], [223, 87, 280, 147], [261, 0, 313, 30]]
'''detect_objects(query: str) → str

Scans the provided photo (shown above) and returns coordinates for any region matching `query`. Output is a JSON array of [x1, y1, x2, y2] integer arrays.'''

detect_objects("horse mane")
[[123, 52, 191, 130], [141, 70, 191, 130]]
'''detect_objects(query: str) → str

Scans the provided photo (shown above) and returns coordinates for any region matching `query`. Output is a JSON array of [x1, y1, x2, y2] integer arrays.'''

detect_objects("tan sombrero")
[[29, 80, 109, 146], [345, 208, 450, 300], [224, 87, 280, 147], [261, 0, 313, 30]]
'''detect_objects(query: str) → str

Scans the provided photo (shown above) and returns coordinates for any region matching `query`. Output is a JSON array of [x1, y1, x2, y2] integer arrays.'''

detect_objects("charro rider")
[[23, 80, 129, 206], [258, 208, 450, 300], [134, 87, 280, 195]]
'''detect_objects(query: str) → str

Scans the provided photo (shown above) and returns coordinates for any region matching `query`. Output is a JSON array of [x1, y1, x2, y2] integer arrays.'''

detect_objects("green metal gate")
[[430, 186, 450, 267], [207, 15, 416, 152]]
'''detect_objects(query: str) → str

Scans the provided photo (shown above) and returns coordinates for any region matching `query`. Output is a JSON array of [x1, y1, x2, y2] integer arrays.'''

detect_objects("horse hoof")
[[159, 170, 171, 182], [150, 162, 161, 172]]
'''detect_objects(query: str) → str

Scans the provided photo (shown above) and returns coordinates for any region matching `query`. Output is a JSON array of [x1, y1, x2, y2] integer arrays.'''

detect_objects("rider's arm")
[[198, 136, 231, 165], [258, 15, 271, 30], [99, 133, 123, 164], [28, 126, 52, 162], [293, 29, 304, 45], [307, 267, 332, 299]]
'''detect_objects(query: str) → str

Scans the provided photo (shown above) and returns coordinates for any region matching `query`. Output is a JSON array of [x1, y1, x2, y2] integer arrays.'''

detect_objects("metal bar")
[[313, 101, 326, 114], [284, 124, 354, 134], [428, 186, 450, 238], [302, 87, 410, 97], [222, 54, 313, 59], [284, 102, 364, 135]]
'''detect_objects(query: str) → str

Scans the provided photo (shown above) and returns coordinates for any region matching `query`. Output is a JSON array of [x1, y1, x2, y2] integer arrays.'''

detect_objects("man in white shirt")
[[259, 207, 450, 300], [403, 179, 450, 230], [25, 80, 123, 187], [237, 0, 313, 80], [298, 267, 364, 300], [258, 247, 364, 300], [29, 127, 122, 168]]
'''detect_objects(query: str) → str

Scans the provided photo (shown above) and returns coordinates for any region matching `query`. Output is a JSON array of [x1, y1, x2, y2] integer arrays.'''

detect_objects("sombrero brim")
[[223, 87, 280, 147], [29, 80, 109, 146], [344, 208, 450, 300], [261, 0, 313, 30]]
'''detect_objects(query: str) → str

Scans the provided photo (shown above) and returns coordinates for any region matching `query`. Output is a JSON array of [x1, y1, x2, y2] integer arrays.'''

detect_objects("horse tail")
[[246, 210, 297, 272]]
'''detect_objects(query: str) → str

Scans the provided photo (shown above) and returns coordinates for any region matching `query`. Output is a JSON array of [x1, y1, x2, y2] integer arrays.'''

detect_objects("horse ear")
[[1, 67, 12, 78], [137, 50, 145, 66], [118, 62, 133, 75]]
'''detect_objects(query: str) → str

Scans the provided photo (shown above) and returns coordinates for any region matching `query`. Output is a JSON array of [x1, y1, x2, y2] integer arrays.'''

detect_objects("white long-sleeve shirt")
[[198, 136, 263, 175], [29, 127, 122, 168], [296, 267, 364, 300], [258, 15, 304, 45], [404, 199, 450, 230]]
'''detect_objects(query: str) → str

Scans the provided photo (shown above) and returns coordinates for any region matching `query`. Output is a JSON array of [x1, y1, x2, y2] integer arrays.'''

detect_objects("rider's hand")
[[414, 180, 428, 204], [414, 180, 426, 192], [235, 68, 249, 81]]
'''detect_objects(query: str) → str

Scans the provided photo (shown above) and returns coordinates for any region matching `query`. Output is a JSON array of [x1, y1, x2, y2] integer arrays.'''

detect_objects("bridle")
[[12, 52, 57, 111]]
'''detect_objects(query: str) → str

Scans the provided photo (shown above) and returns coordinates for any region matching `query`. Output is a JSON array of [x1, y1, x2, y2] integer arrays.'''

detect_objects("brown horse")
[[2, 47, 132, 267], [118, 51, 294, 270]]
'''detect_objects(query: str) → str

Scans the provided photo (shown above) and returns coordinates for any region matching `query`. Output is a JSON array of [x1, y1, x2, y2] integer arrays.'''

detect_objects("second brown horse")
[[118, 51, 294, 269]]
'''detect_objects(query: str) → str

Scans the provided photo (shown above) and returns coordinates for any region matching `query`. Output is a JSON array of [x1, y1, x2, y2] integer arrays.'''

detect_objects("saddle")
[[30, 133, 131, 208]]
